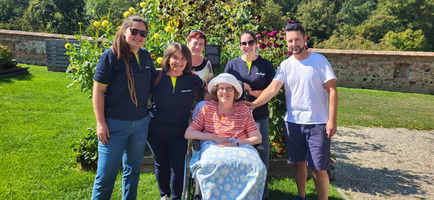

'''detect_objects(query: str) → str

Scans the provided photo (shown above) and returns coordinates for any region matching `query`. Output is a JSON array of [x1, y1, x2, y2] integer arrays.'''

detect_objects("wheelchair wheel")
[[182, 147, 193, 200]]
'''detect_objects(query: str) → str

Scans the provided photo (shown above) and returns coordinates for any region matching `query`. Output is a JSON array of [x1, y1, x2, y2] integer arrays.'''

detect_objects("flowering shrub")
[[0, 45, 15, 70]]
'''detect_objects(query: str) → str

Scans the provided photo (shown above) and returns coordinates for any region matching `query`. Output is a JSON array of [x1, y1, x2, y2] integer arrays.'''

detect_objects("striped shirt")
[[190, 101, 258, 140]]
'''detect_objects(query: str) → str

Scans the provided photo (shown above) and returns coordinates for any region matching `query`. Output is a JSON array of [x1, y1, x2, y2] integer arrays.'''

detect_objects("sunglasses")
[[285, 23, 302, 29], [190, 30, 203, 34], [240, 39, 255, 46], [129, 28, 148, 37]]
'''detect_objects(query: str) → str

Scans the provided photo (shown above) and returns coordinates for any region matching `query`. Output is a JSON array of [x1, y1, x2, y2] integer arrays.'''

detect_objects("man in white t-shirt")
[[247, 23, 338, 200]]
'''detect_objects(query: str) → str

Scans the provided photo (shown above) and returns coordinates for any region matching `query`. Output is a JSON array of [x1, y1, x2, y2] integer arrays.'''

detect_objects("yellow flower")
[[92, 9, 95, 14], [102, 20, 109, 27], [73, 80, 78, 83], [168, 21, 172, 26], [157, 57, 163, 64], [151, 54, 156, 59], [231, 26, 235, 30], [140, 2, 146, 7], [164, 26, 172, 33], [192, 4, 196, 7], [60, 34, 64, 38], [154, 33, 160, 39], [65, 43, 72, 49], [124, 11, 131, 18], [78, 22, 82, 26], [129, 7, 135, 13], [94, 21, 100, 27]]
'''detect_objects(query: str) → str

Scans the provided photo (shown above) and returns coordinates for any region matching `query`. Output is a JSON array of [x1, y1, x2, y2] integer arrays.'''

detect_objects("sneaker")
[[292, 195, 307, 200], [160, 195, 170, 200]]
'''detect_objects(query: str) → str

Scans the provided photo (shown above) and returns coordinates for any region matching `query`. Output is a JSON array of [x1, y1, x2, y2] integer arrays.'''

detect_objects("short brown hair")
[[161, 42, 192, 73], [186, 30, 206, 45], [209, 84, 240, 101]]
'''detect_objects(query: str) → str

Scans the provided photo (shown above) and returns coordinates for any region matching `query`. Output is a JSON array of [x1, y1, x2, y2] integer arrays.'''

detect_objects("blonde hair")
[[112, 15, 148, 107]]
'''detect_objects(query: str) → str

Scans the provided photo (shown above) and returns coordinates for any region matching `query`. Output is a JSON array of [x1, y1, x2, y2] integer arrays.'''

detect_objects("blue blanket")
[[190, 139, 267, 200]]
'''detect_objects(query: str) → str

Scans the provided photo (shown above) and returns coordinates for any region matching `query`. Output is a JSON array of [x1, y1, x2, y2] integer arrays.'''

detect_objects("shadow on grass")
[[332, 129, 433, 199], [0, 72, 34, 83]]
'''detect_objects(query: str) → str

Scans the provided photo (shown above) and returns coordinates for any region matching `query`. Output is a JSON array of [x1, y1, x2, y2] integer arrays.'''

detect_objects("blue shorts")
[[284, 122, 331, 170]]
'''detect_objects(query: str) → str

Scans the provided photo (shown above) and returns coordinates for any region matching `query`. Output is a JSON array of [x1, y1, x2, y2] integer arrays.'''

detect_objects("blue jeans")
[[92, 115, 151, 200]]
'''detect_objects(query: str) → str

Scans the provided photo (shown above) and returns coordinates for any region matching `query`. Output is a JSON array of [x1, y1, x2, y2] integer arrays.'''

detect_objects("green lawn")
[[9, 64, 434, 199]]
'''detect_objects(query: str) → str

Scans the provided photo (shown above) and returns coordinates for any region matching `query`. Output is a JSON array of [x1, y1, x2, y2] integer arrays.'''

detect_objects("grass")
[[2, 64, 433, 199], [337, 87, 434, 130]]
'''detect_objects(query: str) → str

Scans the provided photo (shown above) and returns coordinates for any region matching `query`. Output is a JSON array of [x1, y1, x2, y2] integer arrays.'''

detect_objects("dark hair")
[[161, 42, 192, 74], [239, 31, 257, 42], [112, 15, 148, 107], [186, 31, 207, 45], [285, 23, 305, 37], [210, 84, 240, 101]]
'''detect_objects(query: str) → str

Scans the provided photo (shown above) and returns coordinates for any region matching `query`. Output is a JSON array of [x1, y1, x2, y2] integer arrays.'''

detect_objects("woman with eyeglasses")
[[223, 30, 275, 200], [147, 43, 205, 200], [186, 30, 214, 106], [185, 73, 266, 200], [91, 16, 155, 199]]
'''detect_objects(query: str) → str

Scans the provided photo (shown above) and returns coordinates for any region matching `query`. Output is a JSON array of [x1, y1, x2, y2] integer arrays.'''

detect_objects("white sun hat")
[[208, 73, 243, 99]]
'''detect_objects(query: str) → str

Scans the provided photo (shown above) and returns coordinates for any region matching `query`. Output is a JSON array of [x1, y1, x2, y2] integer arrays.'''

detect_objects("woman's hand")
[[213, 135, 231, 144], [243, 83, 251, 91], [96, 122, 110, 145], [218, 141, 237, 147]]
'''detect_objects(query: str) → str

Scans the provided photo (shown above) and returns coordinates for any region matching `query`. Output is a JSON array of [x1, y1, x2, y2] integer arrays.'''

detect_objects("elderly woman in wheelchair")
[[184, 73, 267, 200]]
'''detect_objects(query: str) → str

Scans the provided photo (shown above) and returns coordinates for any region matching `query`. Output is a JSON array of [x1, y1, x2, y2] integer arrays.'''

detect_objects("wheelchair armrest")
[[193, 139, 202, 151], [253, 144, 265, 153]]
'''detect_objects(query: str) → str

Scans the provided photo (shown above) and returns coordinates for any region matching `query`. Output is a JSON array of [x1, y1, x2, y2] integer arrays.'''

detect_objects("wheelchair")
[[181, 140, 265, 200], [181, 82, 264, 200]]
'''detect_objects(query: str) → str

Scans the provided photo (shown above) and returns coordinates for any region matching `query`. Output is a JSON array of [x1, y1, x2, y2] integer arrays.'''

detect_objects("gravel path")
[[331, 126, 434, 200]]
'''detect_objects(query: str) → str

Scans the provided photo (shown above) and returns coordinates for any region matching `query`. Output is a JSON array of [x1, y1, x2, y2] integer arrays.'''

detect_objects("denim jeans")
[[92, 115, 151, 200]]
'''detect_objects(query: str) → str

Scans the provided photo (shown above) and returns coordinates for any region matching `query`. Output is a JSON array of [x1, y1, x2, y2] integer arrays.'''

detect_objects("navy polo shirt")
[[224, 56, 275, 120], [149, 71, 205, 138], [94, 48, 155, 121]]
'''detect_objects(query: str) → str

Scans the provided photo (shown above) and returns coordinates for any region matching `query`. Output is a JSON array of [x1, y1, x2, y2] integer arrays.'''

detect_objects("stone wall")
[[1, 29, 433, 94], [311, 49, 434, 94]]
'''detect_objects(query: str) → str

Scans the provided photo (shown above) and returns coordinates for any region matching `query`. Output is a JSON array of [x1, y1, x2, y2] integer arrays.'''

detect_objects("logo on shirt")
[[181, 90, 192, 92], [145, 66, 150, 69], [255, 72, 266, 76]]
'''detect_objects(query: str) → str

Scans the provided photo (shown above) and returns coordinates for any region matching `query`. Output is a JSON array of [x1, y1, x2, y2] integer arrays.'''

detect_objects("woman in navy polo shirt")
[[147, 42, 205, 200], [91, 16, 155, 199], [224, 30, 276, 200]]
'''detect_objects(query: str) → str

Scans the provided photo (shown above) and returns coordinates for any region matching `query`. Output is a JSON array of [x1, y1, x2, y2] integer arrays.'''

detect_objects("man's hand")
[[326, 120, 337, 139], [239, 101, 256, 110], [96, 122, 110, 145]]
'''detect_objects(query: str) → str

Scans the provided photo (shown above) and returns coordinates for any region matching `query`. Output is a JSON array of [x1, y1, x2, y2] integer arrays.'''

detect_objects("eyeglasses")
[[240, 39, 255, 47], [129, 28, 148, 37], [285, 23, 302, 29], [217, 87, 234, 92]]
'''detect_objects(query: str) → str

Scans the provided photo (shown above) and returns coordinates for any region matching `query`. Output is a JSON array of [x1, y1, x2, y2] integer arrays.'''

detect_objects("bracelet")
[[236, 141, 239, 146]]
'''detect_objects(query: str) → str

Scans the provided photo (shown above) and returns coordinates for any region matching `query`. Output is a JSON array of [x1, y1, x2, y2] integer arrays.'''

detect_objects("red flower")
[[273, 43, 278, 48], [305, 35, 310, 40], [279, 138, 283, 142], [287, 51, 292, 56], [262, 31, 267, 35], [259, 42, 266, 49], [256, 34, 261, 40], [279, 37, 284, 41], [270, 30, 278, 37], [266, 33, 272, 38]]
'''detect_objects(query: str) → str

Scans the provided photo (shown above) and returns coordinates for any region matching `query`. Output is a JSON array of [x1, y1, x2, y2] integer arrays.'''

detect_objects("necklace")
[[218, 103, 234, 120]]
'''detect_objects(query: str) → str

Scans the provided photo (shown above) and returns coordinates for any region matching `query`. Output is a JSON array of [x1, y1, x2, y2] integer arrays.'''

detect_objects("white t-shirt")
[[274, 52, 336, 124]]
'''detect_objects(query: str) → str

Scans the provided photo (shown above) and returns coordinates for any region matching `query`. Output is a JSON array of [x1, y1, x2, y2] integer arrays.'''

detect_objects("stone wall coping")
[[310, 48, 434, 57], [0, 29, 93, 40]]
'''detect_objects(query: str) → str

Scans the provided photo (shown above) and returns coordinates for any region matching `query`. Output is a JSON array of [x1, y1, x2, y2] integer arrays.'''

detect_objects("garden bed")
[[0, 66, 29, 78]]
